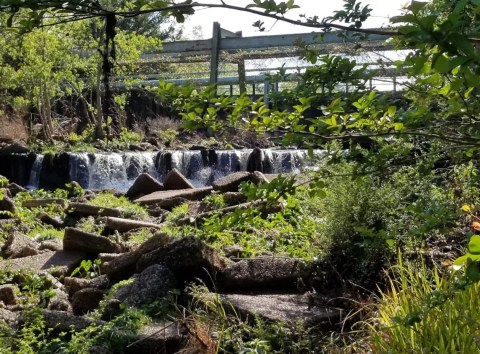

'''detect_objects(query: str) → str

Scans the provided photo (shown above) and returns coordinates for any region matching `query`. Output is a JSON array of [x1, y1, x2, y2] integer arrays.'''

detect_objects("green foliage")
[[71, 259, 102, 279], [365, 259, 480, 354], [189, 283, 320, 353], [89, 192, 148, 219]]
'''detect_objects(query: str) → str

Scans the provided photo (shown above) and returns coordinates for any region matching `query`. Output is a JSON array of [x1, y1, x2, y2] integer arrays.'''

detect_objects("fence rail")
[[120, 23, 408, 100]]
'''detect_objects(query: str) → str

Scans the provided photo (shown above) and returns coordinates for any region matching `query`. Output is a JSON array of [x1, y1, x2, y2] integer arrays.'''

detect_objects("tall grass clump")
[[365, 259, 480, 353]]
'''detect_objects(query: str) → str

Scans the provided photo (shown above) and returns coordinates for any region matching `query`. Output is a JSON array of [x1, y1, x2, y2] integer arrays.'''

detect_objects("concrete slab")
[[220, 293, 345, 328], [134, 187, 212, 205], [0, 250, 85, 275]]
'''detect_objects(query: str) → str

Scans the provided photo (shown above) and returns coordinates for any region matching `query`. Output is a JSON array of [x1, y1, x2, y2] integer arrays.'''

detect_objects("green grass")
[[363, 259, 480, 353], [89, 192, 148, 219]]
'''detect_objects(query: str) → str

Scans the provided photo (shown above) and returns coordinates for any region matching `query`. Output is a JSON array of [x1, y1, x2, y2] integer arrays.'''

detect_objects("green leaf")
[[466, 262, 480, 281], [468, 235, 480, 254], [409, 1, 428, 15], [433, 54, 450, 73]]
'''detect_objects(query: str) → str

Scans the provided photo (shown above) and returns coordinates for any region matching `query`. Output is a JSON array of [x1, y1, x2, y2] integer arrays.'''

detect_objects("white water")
[[26, 155, 44, 189], [28, 149, 325, 192]]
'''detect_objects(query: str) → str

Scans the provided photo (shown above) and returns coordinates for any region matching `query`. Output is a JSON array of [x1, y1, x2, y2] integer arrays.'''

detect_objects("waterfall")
[[69, 152, 158, 191], [16, 149, 325, 192], [26, 155, 44, 189]]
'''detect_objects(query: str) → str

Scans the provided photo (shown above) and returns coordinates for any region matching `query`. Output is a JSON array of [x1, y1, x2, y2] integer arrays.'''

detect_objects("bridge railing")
[[117, 23, 409, 101]]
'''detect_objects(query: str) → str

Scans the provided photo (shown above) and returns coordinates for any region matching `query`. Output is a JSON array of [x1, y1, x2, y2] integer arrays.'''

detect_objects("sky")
[[183, 0, 410, 39]]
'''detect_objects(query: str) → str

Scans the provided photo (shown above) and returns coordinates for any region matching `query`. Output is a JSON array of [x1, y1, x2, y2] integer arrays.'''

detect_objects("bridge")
[[118, 23, 409, 103]]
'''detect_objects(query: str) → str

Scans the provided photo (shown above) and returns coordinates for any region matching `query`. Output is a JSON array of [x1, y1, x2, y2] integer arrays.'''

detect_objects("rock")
[[67, 203, 123, 218], [246, 147, 263, 172], [212, 172, 251, 193], [37, 212, 64, 229], [71, 288, 105, 315], [176, 200, 282, 227], [0, 194, 16, 217], [0, 251, 86, 276], [223, 192, 248, 206], [163, 168, 195, 190], [64, 275, 110, 296], [223, 245, 244, 258], [7, 183, 27, 197], [125, 173, 164, 200], [0, 284, 18, 305], [103, 233, 172, 281], [0, 140, 29, 154], [0, 308, 20, 327], [115, 264, 176, 307], [39, 239, 63, 252], [135, 187, 212, 206], [102, 252, 139, 281], [22, 198, 67, 209], [105, 217, 161, 233], [41, 310, 100, 332], [48, 289, 72, 312], [100, 299, 123, 321], [220, 293, 345, 328], [98, 253, 122, 263], [136, 236, 226, 283], [1, 232, 39, 259], [64, 227, 123, 255], [217, 257, 312, 291], [250, 171, 270, 184], [129, 144, 145, 151], [156, 197, 188, 210], [125, 322, 186, 354]]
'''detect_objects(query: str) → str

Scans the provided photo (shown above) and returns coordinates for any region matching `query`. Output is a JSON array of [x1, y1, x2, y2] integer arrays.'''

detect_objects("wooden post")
[[264, 80, 270, 107], [238, 59, 247, 94], [210, 22, 221, 91]]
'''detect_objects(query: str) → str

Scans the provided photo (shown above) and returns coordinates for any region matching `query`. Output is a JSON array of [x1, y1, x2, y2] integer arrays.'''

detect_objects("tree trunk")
[[102, 14, 120, 137]]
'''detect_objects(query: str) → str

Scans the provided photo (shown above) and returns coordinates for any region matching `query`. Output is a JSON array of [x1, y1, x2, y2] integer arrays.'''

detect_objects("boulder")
[[163, 168, 195, 190], [37, 212, 64, 229], [63, 227, 123, 255], [22, 198, 67, 209], [155, 197, 188, 211], [223, 192, 248, 206], [125, 322, 186, 354], [71, 288, 105, 315], [115, 264, 176, 307], [0, 284, 18, 306], [125, 173, 164, 200], [212, 171, 269, 193], [217, 257, 312, 291], [0, 250, 85, 276], [1, 232, 39, 259], [220, 293, 345, 328], [136, 236, 226, 283], [102, 251, 139, 282], [103, 233, 172, 281], [67, 203, 123, 218], [7, 183, 27, 197], [41, 310, 100, 332], [64, 275, 110, 296], [0, 194, 16, 217], [135, 187, 212, 206], [0, 308, 20, 327], [212, 172, 251, 193], [105, 217, 161, 233], [39, 239, 63, 252], [48, 289, 72, 312], [0, 140, 29, 154]]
